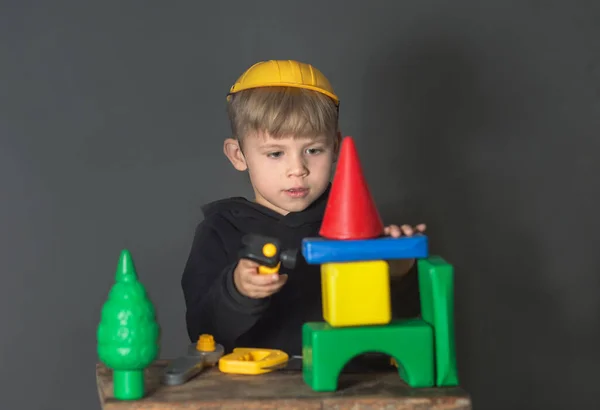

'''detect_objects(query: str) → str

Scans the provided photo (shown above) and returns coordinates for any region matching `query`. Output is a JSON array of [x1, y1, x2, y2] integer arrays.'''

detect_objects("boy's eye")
[[267, 151, 283, 158], [306, 148, 324, 155]]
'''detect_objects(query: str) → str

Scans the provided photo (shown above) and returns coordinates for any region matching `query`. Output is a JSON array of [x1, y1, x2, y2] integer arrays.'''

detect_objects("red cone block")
[[320, 136, 384, 240]]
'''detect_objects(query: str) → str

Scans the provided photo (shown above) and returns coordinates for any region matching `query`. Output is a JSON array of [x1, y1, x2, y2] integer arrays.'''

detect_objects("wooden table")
[[96, 360, 472, 409]]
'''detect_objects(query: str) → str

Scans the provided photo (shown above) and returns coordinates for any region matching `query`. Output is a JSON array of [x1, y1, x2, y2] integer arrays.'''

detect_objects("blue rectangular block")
[[301, 235, 429, 264]]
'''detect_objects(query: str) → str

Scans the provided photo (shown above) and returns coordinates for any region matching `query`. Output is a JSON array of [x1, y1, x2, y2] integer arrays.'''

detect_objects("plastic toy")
[[238, 233, 298, 275], [321, 259, 391, 327], [218, 348, 289, 375], [161, 334, 225, 385], [300, 136, 460, 392], [97, 249, 160, 400], [227, 60, 340, 106], [417, 256, 459, 386], [319, 136, 383, 240], [303, 319, 434, 390], [302, 235, 428, 264]]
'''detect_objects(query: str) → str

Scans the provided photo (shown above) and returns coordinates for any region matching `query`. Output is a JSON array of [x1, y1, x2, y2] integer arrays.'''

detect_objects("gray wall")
[[1, 1, 598, 409]]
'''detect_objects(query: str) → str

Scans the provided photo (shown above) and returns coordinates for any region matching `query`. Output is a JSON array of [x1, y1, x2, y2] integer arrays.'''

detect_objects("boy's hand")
[[384, 223, 426, 238], [383, 223, 426, 279], [233, 258, 288, 299]]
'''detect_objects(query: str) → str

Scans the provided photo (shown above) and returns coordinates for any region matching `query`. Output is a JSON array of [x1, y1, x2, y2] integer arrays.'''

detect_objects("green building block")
[[302, 319, 434, 391], [418, 256, 459, 386], [97, 249, 161, 400]]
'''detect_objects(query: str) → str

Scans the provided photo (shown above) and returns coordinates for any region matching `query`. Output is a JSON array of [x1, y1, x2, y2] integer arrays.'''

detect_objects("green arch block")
[[302, 319, 434, 391]]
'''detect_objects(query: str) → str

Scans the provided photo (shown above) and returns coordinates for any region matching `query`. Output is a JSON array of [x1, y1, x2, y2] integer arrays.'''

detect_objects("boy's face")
[[224, 131, 339, 215]]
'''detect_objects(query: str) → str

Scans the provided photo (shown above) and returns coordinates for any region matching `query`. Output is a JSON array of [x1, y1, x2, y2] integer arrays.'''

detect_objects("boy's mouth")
[[284, 187, 309, 198]]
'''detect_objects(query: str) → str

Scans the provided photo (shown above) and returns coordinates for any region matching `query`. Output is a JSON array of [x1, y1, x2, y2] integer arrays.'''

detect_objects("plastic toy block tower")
[[301, 136, 459, 392]]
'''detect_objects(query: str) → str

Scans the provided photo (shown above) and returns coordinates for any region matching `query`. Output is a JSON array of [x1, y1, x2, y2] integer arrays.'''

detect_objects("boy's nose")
[[287, 157, 309, 177]]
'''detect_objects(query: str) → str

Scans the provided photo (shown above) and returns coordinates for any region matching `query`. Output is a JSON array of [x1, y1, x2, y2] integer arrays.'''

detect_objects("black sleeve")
[[181, 221, 269, 351], [390, 260, 421, 318]]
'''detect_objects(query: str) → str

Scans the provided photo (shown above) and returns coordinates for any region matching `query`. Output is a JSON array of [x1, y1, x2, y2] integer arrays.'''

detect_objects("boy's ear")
[[223, 138, 248, 171]]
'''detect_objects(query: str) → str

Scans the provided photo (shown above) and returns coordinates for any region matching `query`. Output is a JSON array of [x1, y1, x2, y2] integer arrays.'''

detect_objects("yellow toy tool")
[[238, 234, 298, 275], [218, 348, 289, 375]]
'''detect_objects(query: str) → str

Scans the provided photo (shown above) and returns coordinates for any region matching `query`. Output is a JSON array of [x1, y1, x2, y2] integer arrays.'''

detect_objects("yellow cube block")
[[321, 260, 391, 327]]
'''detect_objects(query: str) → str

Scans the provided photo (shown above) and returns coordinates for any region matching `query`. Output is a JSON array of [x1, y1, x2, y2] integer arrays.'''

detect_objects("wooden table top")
[[96, 360, 471, 410]]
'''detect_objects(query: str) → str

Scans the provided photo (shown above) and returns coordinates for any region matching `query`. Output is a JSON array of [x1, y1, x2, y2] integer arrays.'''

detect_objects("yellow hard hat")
[[227, 60, 339, 105]]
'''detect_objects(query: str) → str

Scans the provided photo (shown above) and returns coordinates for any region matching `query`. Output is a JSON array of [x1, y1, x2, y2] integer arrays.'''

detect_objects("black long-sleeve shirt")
[[181, 186, 421, 356]]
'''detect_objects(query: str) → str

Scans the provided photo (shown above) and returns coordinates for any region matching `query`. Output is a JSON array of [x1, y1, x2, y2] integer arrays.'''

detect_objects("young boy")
[[181, 60, 426, 358]]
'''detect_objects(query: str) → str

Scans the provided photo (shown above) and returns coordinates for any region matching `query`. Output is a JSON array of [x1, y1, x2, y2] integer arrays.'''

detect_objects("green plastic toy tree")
[[97, 249, 160, 400]]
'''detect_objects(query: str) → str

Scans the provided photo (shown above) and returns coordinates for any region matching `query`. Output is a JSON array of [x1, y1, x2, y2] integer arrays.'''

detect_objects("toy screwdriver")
[[238, 234, 298, 274]]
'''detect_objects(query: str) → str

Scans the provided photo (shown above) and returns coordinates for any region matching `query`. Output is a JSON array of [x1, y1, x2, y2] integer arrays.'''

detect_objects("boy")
[[181, 60, 425, 358]]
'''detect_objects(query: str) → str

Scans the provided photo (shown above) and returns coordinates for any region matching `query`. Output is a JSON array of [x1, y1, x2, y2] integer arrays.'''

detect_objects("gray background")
[[1, 1, 598, 409]]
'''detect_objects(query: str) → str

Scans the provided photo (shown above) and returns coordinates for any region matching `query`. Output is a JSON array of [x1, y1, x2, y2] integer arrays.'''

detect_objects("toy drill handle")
[[238, 234, 298, 275]]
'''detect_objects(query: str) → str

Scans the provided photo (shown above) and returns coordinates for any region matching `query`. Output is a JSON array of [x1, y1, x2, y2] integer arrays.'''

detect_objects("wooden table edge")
[[96, 360, 472, 410]]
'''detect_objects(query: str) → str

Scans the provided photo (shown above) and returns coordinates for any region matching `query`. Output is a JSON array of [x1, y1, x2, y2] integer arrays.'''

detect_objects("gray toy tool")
[[161, 334, 225, 386]]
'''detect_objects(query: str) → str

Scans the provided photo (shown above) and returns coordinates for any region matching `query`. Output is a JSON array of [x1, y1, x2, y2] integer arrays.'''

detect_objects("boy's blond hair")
[[227, 86, 339, 144]]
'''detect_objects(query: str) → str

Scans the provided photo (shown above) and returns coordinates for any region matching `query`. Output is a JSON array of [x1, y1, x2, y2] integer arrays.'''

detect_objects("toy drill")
[[239, 234, 298, 274]]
